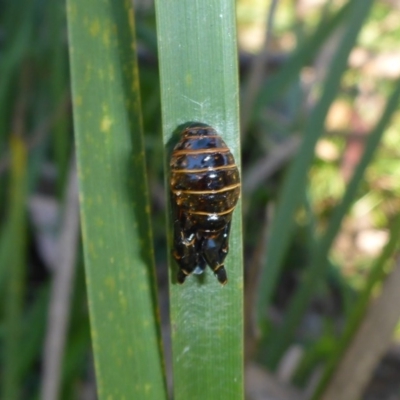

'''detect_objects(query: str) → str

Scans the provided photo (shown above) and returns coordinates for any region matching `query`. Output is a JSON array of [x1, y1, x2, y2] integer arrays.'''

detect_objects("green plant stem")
[[2, 136, 28, 399]]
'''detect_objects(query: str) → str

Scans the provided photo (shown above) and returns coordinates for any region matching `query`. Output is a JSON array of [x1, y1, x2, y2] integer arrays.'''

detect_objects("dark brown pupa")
[[170, 125, 240, 284]]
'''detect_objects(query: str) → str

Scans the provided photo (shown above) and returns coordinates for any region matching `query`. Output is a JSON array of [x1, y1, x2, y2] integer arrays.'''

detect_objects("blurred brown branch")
[[321, 255, 400, 400]]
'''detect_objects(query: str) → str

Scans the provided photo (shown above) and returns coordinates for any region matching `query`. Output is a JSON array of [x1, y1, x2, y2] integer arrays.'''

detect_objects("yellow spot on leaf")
[[67, 3, 77, 18], [95, 218, 104, 227], [102, 29, 111, 47], [90, 19, 100, 37], [75, 95, 82, 106], [119, 293, 127, 310], [108, 65, 115, 81], [105, 276, 116, 291], [98, 69, 105, 81], [88, 242, 96, 256], [101, 115, 113, 133], [85, 63, 93, 81]]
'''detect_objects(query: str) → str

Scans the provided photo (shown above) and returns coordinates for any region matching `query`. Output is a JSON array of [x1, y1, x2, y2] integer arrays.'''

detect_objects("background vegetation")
[[1, 0, 400, 399]]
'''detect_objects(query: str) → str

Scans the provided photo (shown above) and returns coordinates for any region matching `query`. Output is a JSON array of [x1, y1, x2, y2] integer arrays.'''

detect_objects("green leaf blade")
[[155, 1, 244, 399], [67, 1, 167, 398]]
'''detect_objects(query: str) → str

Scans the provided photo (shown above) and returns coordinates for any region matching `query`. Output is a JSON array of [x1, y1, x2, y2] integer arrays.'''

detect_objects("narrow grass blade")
[[253, 0, 351, 116], [67, 1, 167, 398], [1, 136, 28, 399], [18, 286, 50, 381], [256, 0, 374, 329], [0, 1, 35, 151], [48, 0, 71, 196], [265, 77, 400, 368], [154, 0, 243, 399]]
